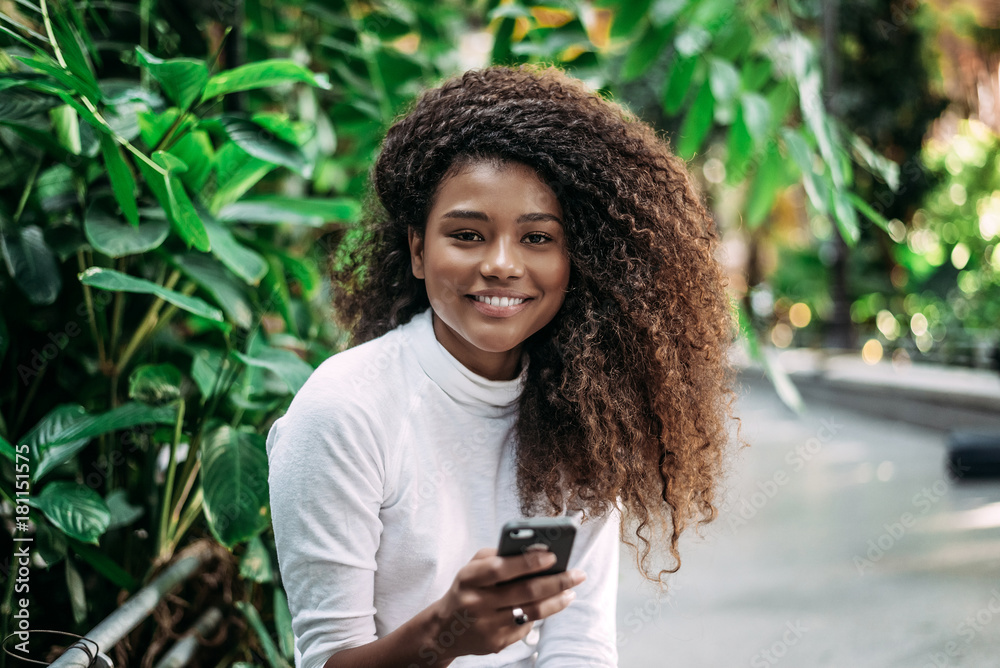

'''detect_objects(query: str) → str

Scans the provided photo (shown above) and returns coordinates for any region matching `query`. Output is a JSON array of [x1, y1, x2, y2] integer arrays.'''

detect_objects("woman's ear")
[[407, 225, 425, 280]]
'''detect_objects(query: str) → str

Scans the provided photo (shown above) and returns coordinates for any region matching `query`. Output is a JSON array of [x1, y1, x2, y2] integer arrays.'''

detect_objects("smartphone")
[[496, 517, 577, 584]]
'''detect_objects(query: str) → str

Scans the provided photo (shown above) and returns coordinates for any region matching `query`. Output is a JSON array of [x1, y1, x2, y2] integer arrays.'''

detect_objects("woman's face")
[[408, 160, 570, 381]]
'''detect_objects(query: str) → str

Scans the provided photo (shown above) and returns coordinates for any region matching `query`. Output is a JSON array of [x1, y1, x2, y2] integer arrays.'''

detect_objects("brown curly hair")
[[329, 63, 736, 586]]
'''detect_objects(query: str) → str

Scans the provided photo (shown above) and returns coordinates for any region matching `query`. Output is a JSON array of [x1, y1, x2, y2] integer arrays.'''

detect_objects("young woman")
[[267, 64, 734, 668]]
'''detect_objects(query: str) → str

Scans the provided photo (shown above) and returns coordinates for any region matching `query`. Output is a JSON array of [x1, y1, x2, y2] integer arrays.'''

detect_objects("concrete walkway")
[[614, 377, 1000, 667]]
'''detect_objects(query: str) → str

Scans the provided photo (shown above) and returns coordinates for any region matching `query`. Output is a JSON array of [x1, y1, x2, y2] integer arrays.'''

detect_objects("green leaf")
[[239, 535, 274, 583], [190, 349, 227, 400], [621, 22, 671, 81], [848, 130, 900, 192], [745, 145, 788, 228], [48, 7, 99, 98], [30, 482, 111, 544], [236, 601, 291, 668], [202, 60, 331, 101], [172, 253, 254, 329], [232, 346, 312, 395], [831, 188, 860, 246], [1, 225, 62, 305], [98, 132, 140, 226], [201, 425, 271, 548], [68, 537, 137, 590], [204, 218, 269, 285], [136, 154, 210, 251], [662, 55, 697, 115], [84, 203, 169, 258], [66, 557, 87, 624], [491, 17, 516, 65], [210, 142, 277, 213], [129, 363, 183, 404], [14, 56, 102, 104], [259, 255, 296, 336], [726, 105, 753, 181], [1, 433, 15, 463], [24, 402, 179, 482], [736, 302, 802, 413], [104, 490, 144, 530], [135, 46, 209, 110], [0, 86, 63, 120], [609, 0, 653, 37], [218, 196, 361, 227], [274, 587, 294, 659], [847, 191, 891, 235], [739, 93, 771, 146], [674, 25, 710, 57], [708, 57, 740, 108], [676, 79, 714, 159], [211, 116, 311, 177], [78, 267, 224, 322], [781, 128, 827, 214]]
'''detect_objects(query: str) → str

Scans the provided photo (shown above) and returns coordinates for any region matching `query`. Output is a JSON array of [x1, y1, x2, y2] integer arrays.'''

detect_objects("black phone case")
[[496, 517, 577, 584]]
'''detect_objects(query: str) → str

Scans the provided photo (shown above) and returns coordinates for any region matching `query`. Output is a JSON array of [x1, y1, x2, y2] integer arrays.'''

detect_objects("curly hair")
[[329, 63, 736, 586]]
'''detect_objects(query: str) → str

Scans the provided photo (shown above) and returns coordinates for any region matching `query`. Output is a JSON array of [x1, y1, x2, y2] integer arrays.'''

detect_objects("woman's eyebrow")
[[441, 209, 562, 224]]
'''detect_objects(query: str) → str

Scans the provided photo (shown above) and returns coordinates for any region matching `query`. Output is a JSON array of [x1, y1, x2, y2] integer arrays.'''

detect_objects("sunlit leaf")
[[135, 46, 209, 110], [84, 203, 169, 258], [201, 425, 271, 548], [78, 267, 224, 322], [202, 60, 331, 101], [30, 482, 111, 545]]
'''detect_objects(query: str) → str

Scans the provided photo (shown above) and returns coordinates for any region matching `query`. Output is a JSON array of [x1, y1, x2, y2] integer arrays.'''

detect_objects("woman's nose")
[[480, 236, 524, 279]]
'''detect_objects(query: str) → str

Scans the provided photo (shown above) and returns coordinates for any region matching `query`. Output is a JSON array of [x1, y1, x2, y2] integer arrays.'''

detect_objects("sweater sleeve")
[[266, 383, 388, 668], [535, 505, 621, 667]]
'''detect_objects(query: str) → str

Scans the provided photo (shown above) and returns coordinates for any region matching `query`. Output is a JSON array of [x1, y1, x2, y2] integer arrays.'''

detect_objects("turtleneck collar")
[[405, 307, 527, 418]]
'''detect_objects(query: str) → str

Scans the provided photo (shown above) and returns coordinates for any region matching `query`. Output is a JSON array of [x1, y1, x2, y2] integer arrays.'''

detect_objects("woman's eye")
[[452, 232, 481, 242], [525, 233, 550, 244]]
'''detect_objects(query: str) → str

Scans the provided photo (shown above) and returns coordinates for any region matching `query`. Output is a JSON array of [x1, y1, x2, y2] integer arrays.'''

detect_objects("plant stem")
[[77, 249, 107, 370], [164, 486, 203, 558], [109, 257, 126, 356], [158, 398, 185, 558], [12, 157, 42, 224], [116, 269, 181, 375]]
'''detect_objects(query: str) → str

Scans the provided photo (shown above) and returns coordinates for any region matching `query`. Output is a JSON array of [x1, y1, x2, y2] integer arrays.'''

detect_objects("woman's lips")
[[467, 295, 532, 317]]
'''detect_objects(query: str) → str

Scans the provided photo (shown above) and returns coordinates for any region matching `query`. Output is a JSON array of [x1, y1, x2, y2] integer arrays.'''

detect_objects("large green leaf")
[[274, 587, 294, 660], [78, 267, 224, 322], [201, 425, 271, 548], [232, 346, 312, 395], [30, 482, 111, 545], [218, 197, 361, 227], [708, 57, 740, 109], [745, 145, 788, 228], [104, 490, 144, 531], [23, 402, 179, 482], [84, 203, 169, 257], [236, 601, 290, 668], [239, 535, 274, 583], [135, 46, 209, 110], [621, 22, 671, 81], [202, 60, 331, 101], [204, 218, 269, 285], [0, 86, 63, 120], [662, 55, 697, 115], [128, 363, 183, 404], [98, 132, 140, 226], [172, 253, 254, 328], [781, 127, 827, 214], [847, 191, 891, 235], [135, 153, 210, 251], [209, 116, 310, 177], [210, 142, 277, 213], [1, 224, 62, 305], [831, 188, 860, 246], [676, 79, 714, 159]]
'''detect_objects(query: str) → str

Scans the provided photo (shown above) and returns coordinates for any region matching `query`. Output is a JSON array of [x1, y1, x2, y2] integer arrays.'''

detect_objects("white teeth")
[[474, 295, 526, 307]]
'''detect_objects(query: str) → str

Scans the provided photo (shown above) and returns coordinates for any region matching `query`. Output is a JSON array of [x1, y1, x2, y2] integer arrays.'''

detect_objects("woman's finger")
[[461, 549, 557, 587]]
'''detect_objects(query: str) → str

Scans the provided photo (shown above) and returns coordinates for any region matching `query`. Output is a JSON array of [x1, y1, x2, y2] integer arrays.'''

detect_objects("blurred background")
[[0, 0, 998, 665]]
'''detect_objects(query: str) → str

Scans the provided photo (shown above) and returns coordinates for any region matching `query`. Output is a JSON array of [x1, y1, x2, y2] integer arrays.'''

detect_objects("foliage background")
[[0, 0, 996, 664]]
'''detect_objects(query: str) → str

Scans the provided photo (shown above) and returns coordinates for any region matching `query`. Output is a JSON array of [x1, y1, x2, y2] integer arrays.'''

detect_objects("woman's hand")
[[426, 547, 587, 661]]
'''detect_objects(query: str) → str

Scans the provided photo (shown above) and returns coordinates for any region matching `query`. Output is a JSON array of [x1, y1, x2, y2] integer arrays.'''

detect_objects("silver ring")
[[512, 607, 529, 626]]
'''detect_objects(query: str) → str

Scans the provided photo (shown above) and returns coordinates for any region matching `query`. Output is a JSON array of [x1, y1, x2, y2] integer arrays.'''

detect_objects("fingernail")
[[535, 551, 557, 567], [569, 569, 586, 585], [563, 589, 576, 603]]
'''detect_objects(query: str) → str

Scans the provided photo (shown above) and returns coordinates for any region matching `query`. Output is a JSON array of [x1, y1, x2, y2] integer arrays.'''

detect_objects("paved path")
[[614, 379, 1000, 667]]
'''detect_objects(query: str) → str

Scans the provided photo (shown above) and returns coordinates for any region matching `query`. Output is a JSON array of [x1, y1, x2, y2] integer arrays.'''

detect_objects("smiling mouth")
[[469, 295, 531, 307]]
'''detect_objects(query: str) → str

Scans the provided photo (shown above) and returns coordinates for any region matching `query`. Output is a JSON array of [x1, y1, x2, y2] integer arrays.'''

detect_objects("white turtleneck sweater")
[[266, 307, 620, 668]]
